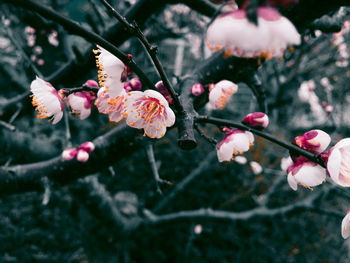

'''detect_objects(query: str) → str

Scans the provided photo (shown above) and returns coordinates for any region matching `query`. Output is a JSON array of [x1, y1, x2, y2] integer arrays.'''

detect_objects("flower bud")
[[76, 150, 90, 162], [155, 80, 173, 104], [128, 78, 142, 91], [80, 141, 95, 153], [84, 79, 99, 88], [62, 148, 78, 161], [294, 130, 331, 154], [191, 83, 204, 96], [242, 112, 269, 129]]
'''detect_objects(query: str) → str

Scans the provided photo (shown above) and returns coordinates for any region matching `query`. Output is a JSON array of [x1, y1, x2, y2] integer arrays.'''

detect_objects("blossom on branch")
[[95, 87, 126, 123], [94, 46, 127, 98], [287, 157, 326, 191], [191, 83, 204, 96], [327, 138, 350, 187], [293, 129, 331, 154], [217, 127, 254, 162], [122, 90, 175, 138], [209, 80, 238, 110], [242, 112, 269, 129], [30, 76, 64, 124], [67, 91, 96, 120], [206, 7, 300, 59]]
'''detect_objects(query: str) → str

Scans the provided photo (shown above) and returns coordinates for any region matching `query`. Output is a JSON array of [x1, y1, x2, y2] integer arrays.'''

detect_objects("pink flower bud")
[[80, 141, 95, 153], [293, 130, 331, 154], [242, 112, 269, 129], [191, 83, 204, 96], [84, 80, 99, 88], [76, 150, 90, 162], [62, 148, 78, 161], [37, 59, 45, 66], [25, 26, 35, 34], [155, 80, 173, 104], [128, 78, 142, 91]]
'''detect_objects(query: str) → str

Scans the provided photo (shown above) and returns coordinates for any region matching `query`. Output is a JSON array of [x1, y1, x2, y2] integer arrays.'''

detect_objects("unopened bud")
[[191, 83, 204, 96], [293, 129, 331, 154], [80, 141, 95, 153], [62, 148, 78, 161], [242, 112, 269, 129], [128, 78, 142, 91], [85, 80, 99, 88], [76, 150, 89, 162]]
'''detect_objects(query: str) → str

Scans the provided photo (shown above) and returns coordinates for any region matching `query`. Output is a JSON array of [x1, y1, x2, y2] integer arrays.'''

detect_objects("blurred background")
[[0, 0, 350, 262]]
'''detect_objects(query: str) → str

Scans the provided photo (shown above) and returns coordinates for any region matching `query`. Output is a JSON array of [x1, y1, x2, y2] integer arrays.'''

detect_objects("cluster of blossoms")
[[30, 47, 176, 143], [206, 4, 300, 59]]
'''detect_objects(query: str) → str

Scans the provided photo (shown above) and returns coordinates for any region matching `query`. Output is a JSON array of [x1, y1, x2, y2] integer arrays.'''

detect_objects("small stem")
[[194, 123, 217, 146], [145, 144, 163, 195], [65, 85, 99, 95], [195, 115, 325, 167], [99, 0, 184, 113]]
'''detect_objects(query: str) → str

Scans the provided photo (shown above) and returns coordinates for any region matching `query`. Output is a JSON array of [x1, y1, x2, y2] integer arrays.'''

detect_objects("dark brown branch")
[[195, 115, 326, 167]]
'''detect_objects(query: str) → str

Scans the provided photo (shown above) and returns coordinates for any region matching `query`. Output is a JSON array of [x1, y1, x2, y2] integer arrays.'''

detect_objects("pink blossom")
[[122, 90, 175, 138], [206, 7, 300, 58], [30, 76, 64, 124], [287, 157, 326, 191], [94, 46, 127, 98], [80, 141, 95, 153], [341, 208, 350, 239], [95, 87, 126, 123], [67, 91, 96, 120], [242, 112, 269, 129], [293, 130, 331, 154], [209, 80, 238, 110], [191, 83, 205, 96], [217, 128, 254, 162], [84, 80, 99, 88], [48, 30, 59, 47], [280, 156, 293, 171], [327, 139, 350, 187]]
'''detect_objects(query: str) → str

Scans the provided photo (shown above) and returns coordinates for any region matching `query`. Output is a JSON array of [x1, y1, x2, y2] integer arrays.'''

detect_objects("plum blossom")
[[242, 112, 269, 129], [191, 83, 204, 96], [122, 90, 175, 138], [293, 129, 331, 154], [95, 87, 126, 123], [206, 7, 300, 58], [217, 128, 254, 162], [67, 91, 96, 120], [281, 156, 293, 171], [124, 78, 142, 92], [209, 80, 238, 110], [341, 208, 350, 239], [94, 46, 127, 98], [287, 157, 326, 191], [327, 138, 350, 187], [30, 76, 64, 124], [62, 141, 95, 163]]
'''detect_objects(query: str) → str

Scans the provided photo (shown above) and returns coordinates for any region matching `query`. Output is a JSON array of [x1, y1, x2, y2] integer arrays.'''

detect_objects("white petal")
[[144, 89, 169, 106], [52, 111, 63, 125], [165, 107, 175, 127], [294, 164, 326, 187], [217, 141, 234, 162], [342, 213, 350, 239], [287, 172, 298, 191], [327, 148, 342, 184]]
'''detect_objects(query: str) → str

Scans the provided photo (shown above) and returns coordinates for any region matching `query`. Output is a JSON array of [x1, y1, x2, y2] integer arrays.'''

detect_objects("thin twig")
[[145, 144, 165, 195], [2, 0, 154, 89], [65, 85, 99, 95], [153, 151, 217, 213], [0, 119, 16, 131], [194, 123, 217, 146]]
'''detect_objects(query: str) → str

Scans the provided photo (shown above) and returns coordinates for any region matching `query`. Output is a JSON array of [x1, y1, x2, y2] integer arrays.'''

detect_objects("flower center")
[[217, 88, 235, 109], [137, 97, 164, 123]]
